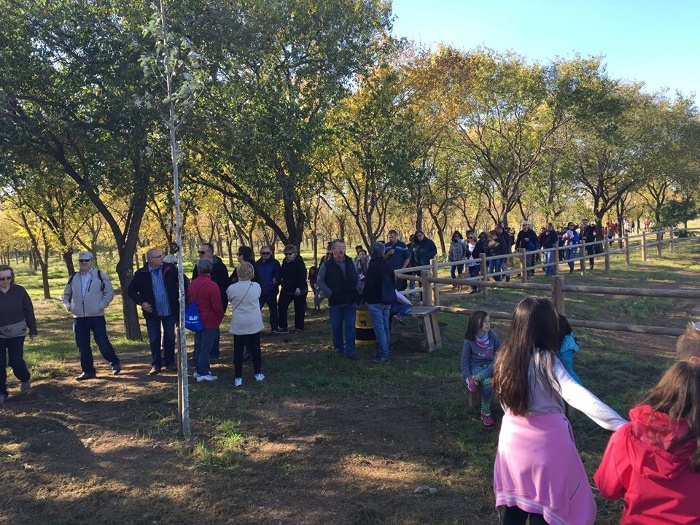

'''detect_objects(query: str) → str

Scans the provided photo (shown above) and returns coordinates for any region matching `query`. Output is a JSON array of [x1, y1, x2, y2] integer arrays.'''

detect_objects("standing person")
[[308, 265, 321, 312], [0, 265, 36, 405], [580, 219, 597, 270], [277, 244, 307, 334], [127, 248, 180, 375], [384, 230, 411, 291], [412, 230, 437, 300], [61, 251, 121, 380], [496, 225, 512, 282], [492, 297, 627, 525], [594, 361, 700, 523], [227, 262, 264, 387], [465, 232, 483, 294], [255, 245, 281, 333], [192, 242, 229, 360], [540, 223, 560, 277], [317, 239, 360, 360], [486, 230, 504, 281], [561, 222, 579, 274], [187, 258, 224, 382], [363, 242, 395, 364], [514, 221, 539, 278], [558, 315, 582, 385], [448, 230, 468, 285], [354, 248, 370, 301], [461, 310, 501, 426]]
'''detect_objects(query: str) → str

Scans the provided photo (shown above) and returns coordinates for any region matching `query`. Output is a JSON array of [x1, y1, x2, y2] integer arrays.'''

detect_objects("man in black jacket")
[[581, 219, 597, 270], [317, 239, 360, 360], [128, 248, 180, 375]]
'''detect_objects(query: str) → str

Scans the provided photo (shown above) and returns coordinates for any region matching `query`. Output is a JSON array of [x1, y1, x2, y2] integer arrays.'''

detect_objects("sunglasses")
[[261, 252, 271, 255], [78, 259, 91, 262], [0, 276, 11, 281], [285, 252, 294, 256], [198, 250, 207, 255]]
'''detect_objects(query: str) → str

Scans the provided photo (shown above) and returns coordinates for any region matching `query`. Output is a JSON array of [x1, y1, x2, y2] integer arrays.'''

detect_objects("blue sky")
[[390, 0, 698, 103]]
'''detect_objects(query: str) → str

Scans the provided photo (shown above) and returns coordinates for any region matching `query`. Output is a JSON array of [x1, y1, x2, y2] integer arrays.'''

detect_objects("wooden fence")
[[395, 228, 700, 337]]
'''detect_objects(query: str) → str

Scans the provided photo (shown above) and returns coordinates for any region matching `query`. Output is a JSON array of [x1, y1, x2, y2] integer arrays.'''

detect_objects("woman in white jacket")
[[227, 261, 264, 387]]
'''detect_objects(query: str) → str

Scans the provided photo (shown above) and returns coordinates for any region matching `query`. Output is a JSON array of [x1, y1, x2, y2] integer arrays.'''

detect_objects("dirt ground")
[[0, 276, 693, 525]]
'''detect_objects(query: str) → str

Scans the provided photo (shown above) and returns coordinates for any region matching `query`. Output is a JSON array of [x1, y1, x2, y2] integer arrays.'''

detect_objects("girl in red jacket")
[[594, 361, 700, 524]]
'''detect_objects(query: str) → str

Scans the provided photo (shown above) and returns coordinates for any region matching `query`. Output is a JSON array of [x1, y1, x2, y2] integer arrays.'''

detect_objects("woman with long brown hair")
[[492, 297, 626, 525]]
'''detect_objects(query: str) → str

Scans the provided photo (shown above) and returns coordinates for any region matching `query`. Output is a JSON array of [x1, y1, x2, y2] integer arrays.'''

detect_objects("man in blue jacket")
[[255, 245, 281, 333], [128, 248, 180, 375]]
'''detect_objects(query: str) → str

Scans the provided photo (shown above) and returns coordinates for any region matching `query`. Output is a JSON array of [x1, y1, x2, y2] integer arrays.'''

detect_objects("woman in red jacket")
[[594, 361, 700, 524], [187, 258, 224, 382]]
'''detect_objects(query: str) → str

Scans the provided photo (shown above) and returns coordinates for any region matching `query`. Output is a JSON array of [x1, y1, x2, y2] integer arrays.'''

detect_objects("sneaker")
[[234, 377, 243, 387], [148, 367, 161, 376], [254, 373, 265, 382], [393, 314, 405, 325], [371, 357, 389, 364], [20, 381, 31, 394], [481, 412, 495, 426], [467, 376, 478, 393], [193, 371, 200, 379], [274, 328, 290, 335], [112, 364, 121, 375], [76, 372, 97, 381], [196, 374, 218, 382]]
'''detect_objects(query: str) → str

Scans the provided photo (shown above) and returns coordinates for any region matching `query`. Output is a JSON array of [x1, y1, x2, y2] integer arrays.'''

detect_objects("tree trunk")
[[117, 258, 142, 341], [62, 248, 75, 276]]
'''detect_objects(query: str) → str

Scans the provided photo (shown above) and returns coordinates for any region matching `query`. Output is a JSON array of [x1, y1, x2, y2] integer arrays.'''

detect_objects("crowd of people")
[[2, 224, 697, 524]]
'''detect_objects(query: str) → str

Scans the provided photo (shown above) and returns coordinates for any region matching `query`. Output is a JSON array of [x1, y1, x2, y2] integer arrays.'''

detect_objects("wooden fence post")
[[431, 258, 440, 306], [552, 275, 565, 315], [519, 248, 528, 282], [580, 240, 586, 276], [642, 231, 647, 261], [624, 234, 630, 266], [554, 244, 560, 275], [656, 231, 662, 257], [669, 228, 674, 252], [604, 237, 610, 272], [421, 270, 433, 306], [480, 253, 488, 299]]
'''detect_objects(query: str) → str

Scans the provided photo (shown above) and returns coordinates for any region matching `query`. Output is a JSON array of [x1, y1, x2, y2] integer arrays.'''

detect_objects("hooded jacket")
[[594, 405, 700, 524]]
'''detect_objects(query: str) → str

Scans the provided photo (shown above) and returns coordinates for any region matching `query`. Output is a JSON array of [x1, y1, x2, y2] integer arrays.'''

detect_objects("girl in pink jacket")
[[594, 361, 700, 524]]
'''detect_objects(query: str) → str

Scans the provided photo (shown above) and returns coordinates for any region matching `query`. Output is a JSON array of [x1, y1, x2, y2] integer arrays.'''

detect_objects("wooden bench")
[[404, 306, 443, 352]]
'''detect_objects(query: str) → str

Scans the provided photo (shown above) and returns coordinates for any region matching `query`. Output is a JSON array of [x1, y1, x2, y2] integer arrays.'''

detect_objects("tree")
[[0, 0, 172, 339]]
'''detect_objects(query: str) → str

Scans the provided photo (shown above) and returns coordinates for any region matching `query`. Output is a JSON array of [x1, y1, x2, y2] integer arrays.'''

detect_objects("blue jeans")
[[450, 264, 464, 279], [367, 303, 391, 360], [194, 328, 218, 376], [73, 316, 120, 374], [329, 303, 356, 355], [488, 259, 502, 281], [390, 304, 412, 318], [0, 336, 30, 396], [145, 314, 176, 369], [544, 250, 555, 275]]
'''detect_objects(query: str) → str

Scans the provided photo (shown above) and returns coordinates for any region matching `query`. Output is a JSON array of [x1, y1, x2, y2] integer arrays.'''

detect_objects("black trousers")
[[502, 506, 548, 525], [278, 292, 307, 330]]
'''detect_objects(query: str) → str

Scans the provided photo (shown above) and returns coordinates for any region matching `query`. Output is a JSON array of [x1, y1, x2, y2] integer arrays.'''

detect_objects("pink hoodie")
[[594, 405, 700, 525]]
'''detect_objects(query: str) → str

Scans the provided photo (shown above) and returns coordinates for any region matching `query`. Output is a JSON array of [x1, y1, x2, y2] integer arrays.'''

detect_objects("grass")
[[1, 237, 699, 524]]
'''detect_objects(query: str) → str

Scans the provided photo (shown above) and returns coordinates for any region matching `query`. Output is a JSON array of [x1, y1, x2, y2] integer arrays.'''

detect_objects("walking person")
[[363, 242, 395, 364], [61, 251, 121, 380], [128, 248, 180, 375], [0, 265, 37, 405], [187, 258, 224, 382], [493, 297, 626, 525]]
